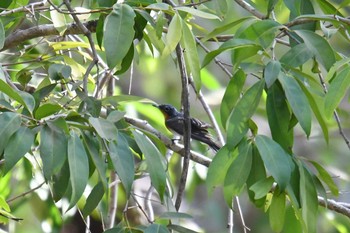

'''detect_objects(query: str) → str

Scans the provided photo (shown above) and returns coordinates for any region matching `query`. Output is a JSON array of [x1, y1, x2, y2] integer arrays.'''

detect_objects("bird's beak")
[[152, 104, 159, 108]]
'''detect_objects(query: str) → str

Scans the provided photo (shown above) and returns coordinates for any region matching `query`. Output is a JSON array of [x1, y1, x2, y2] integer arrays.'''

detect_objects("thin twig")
[[318, 196, 350, 218], [0, 0, 47, 16], [234, 0, 265, 19], [106, 171, 118, 229], [7, 181, 45, 203]]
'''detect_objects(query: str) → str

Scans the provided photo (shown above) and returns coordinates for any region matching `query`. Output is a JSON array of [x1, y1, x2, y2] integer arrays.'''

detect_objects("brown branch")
[[234, 0, 265, 19], [318, 197, 350, 218], [7, 181, 46, 203]]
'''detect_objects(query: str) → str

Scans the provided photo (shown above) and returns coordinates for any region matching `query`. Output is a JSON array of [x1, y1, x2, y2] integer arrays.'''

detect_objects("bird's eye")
[[164, 106, 170, 111]]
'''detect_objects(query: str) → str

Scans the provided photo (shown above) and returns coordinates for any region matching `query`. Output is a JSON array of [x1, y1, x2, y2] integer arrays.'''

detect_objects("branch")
[[234, 0, 265, 19], [1, 20, 98, 51], [318, 197, 350, 218]]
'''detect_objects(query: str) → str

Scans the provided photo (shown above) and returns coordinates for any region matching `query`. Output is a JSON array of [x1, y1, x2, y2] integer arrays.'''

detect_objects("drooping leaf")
[[133, 130, 166, 201], [109, 133, 135, 197], [67, 131, 89, 210], [82, 181, 105, 218], [255, 135, 293, 191], [324, 66, 350, 119], [278, 73, 311, 137], [162, 13, 182, 57], [181, 19, 201, 91], [269, 191, 286, 233], [266, 83, 293, 151], [0, 112, 21, 155], [295, 30, 336, 71], [4, 127, 34, 173], [104, 3, 136, 69], [310, 160, 338, 196], [226, 80, 264, 149], [89, 117, 118, 140], [220, 69, 246, 128], [223, 141, 252, 203], [264, 60, 281, 88]]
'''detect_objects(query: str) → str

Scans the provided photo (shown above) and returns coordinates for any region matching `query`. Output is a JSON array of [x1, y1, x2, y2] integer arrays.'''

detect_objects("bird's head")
[[153, 104, 180, 120]]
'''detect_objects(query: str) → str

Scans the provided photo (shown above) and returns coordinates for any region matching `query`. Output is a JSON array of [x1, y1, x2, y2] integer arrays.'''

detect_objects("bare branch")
[[318, 197, 350, 218], [234, 0, 265, 19]]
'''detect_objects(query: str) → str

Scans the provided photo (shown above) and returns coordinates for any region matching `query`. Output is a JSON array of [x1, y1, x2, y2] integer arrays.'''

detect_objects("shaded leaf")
[[104, 4, 136, 69], [310, 160, 338, 196], [264, 60, 281, 88], [162, 13, 182, 57], [255, 135, 292, 190], [133, 130, 166, 201], [109, 133, 135, 197], [278, 73, 311, 136], [280, 43, 313, 68], [82, 181, 105, 218], [67, 131, 89, 210], [269, 191, 286, 232], [144, 224, 169, 233], [0, 112, 21, 155], [226, 80, 264, 149], [249, 176, 274, 199], [168, 224, 199, 233], [89, 117, 118, 140], [4, 127, 34, 173]]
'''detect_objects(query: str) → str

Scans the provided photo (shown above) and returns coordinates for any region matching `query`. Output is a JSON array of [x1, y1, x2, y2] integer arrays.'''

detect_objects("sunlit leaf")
[[34, 103, 62, 119], [269, 191, 286, 232], [249, 176, 274, 199], [163, 13, 182, 57], [89, 117, 118, 140], [176, 6, 221, 20]]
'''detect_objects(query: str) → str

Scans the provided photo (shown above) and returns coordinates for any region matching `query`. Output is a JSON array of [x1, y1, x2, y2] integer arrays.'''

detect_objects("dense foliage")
[[0, 0, 350, 232]]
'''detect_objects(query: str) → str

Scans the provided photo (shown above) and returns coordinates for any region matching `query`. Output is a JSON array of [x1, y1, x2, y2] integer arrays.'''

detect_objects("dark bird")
[[153, 104, 221, 151]]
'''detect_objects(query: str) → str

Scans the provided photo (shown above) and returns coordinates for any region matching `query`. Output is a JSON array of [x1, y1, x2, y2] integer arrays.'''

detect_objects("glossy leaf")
[[176, 6, 221, 20], [266, 83, 293, 151], [82, 181, 105, 218], [0, 112, 21, 155], [67, 131, 89, 210], [4, 127, 34, 173], [104, 4, 136, 69], [278, 73, 311, 136], [299, 162, 318, 233], [280, 43, 313, 68], [224, 141, 252, 201], [324, 66, 350, 119], [109, 133, 135, 197], [220, 69, 246, 128], [269, 191, 286, 233], [181, 19, 201, 91], [255, 135, 292, 190], [133, 130, 166, 201], [89, 117, 118, 140], [206, 145, 238, 194], [163, 13, 182, 57], [226, 80, 264, 149], [295, 30, 336, 71], [264, 60, 281, 88]]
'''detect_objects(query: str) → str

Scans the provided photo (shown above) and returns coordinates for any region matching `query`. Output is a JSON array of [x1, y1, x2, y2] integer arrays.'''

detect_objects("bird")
[[153, 104, 221, 152]]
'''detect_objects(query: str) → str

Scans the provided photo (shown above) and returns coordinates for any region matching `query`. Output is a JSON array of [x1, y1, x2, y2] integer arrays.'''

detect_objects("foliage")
[[0, 0, 350, 232]]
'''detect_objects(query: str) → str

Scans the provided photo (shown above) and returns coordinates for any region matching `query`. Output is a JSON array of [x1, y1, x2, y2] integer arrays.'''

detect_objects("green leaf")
[[249, 176, 274, 199], [168, 224, 199, 233], [224, 141, 252, 201], [181, 19, 201, 91], [0, 79, 35, 113], [0, 21, 5, 50], [269, 191, 286, 233], [237, 19, 281, 48], [89, 117, 118, 140], [175, 6, 221, 20], [310, 160, 338, 196], [201, 17, 254, 42], [34, 103, 62, 119], [206, 145, 238, 194], [0, 112, 21, 155], [265, 60, 281, 88], [51, 161, 70, 202], [278, 73, 311, 136], [133, 130, 166, 201], [280, 43, 313, 68], [109, 133, 135, 197], [114, 44, 134, 75], [82, 132, 107, 188], [299, 162, 318, 233], [255, 135, 292, 190], [324, 66, 350, 119], [104, 4, 136, 69], [162, 13, 182, 57], [226, 80, 264, 149], [48, 64, 71, 80], [144, 224, 169, 233], [82, 181, 105, 218], [4, 127, 34, 173], [158, 212, 193, 219], [40, 121, 68, 180], [266, 83, 293, 151], [295, 30, 336, 71], [220, 69, 246, 128], [202, 38, 261, 68], [84, 96, 102, 118], [67, 131, 89, 210]]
